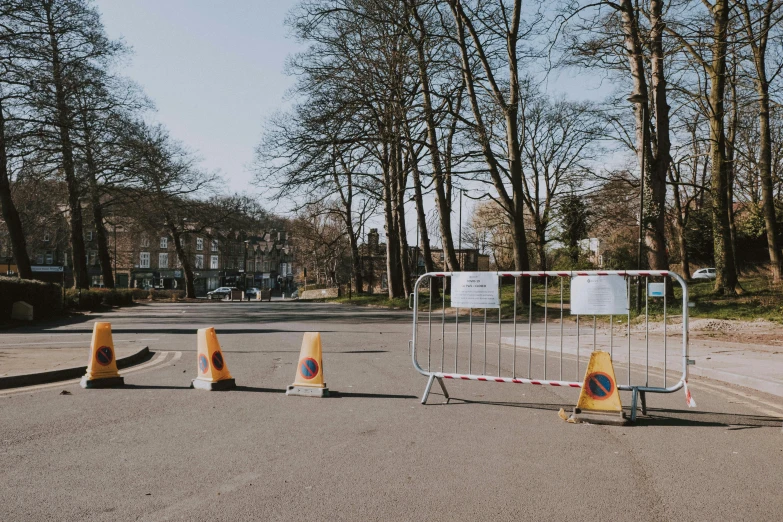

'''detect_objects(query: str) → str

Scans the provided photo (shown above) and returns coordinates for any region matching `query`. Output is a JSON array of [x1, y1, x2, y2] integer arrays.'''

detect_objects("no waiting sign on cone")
[[287, 332, 329, 398]]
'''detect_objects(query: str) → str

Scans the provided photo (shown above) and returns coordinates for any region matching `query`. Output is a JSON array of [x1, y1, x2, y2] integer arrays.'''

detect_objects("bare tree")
[[735, 0, 783, 281]]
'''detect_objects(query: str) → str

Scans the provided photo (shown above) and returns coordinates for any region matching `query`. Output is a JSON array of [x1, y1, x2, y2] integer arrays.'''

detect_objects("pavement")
[[1, 301, 782, 521]]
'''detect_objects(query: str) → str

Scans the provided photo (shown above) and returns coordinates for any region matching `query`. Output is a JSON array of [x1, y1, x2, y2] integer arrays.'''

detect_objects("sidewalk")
[[0, 344, 143, 378], [500, 318, 783, 397]]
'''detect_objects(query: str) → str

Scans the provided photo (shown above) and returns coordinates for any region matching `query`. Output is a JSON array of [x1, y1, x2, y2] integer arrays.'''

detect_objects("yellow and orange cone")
[[80, 322, 124, 388], [559, 351, 627, 425], [286, 332, 329, 397], [191, 327, 236, 391]]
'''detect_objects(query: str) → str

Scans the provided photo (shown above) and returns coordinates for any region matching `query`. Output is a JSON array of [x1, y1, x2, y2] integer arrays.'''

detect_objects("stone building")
[[358, 228, 490, 294]]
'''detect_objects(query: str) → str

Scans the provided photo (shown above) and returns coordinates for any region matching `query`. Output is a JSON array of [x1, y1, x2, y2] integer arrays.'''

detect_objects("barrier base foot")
[[559, 407, 629, 426], [191, 378, 236, 391], [80, 376, 124, 389], [286, 385, 329, 398]]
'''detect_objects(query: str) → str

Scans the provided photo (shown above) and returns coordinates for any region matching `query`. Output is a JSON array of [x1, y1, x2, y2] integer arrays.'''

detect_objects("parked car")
[[692, 268, 716, 280], [289, 289, 299, 300], [207, 286, 237, 299], [246, 287, 261, 300]]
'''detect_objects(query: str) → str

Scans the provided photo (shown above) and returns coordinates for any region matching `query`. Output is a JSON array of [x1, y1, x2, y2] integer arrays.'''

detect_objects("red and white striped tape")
[[436, 372, 582, 388], [494, 271, 670, 278]]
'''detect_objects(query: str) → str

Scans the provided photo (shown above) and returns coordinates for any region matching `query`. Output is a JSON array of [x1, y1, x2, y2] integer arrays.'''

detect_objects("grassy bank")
[[322, 275, 783, 323]]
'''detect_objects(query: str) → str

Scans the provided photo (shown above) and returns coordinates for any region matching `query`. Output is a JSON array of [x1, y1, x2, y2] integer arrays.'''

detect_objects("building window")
[[91, 275, 103, 287], [141, 236, 149, 248], [196, 237, 203, 251], [211, 239, 218, 252], [210, 255, 218, 269], [159, 253, 169, 269], [43, 232, 50, 243], [160, 237, 168, 249], [263, 260, 269, 272], [195, 254, 204, 269], [86, 231, 93, 241], [36, 253, 44, 264], [140, 252, 150, 268], [45, 252, 53, 265]]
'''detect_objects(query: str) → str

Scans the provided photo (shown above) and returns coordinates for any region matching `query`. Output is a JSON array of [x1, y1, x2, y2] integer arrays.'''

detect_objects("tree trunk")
[[0, 103, 32, 279], [170, 226, 196, 298], [758, 87, 781, 281], [383, 144, 404, 298], [81, 112, 115, 288], [536, 226, 547, 271], [408, 2, 460, 274], [751, 2, 782, 281], [708, 0, 738, 295], [410, 149, 434, 274], [47, 11, 88, 289], [669, 166, 691, 279], [349, 226, 362, 295], [726, 78, 740, 277], [395, 136, 412, 297]]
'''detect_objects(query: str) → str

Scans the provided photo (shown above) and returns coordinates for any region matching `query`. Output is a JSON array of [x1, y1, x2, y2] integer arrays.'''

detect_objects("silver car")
[[692, 268, 716, 280]]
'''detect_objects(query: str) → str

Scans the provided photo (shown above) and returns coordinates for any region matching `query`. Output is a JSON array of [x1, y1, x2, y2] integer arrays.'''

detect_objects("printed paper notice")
[[570, 275, 628, 316], [451, 272, 500, 309]]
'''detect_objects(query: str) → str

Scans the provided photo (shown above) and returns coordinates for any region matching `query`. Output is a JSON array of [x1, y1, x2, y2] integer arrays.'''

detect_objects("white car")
[[692, 268, 716, 280]]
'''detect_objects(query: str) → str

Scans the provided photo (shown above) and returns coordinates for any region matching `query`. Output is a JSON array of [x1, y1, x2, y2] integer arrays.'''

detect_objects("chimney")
[[368, 229, 379, 253]]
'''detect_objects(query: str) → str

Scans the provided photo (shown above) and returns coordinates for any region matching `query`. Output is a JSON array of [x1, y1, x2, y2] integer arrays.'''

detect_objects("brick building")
[[358, 228, 490, 294]]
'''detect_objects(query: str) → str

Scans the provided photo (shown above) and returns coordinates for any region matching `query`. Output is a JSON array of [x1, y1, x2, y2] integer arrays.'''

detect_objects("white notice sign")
[[570, 276, 628, 316], [451, 272, 500, 309]]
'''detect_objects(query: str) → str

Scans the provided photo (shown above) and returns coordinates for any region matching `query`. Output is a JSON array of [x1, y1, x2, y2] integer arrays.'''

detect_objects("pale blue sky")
[[98, 0, 301, 194], [96, 1, 615, 243]]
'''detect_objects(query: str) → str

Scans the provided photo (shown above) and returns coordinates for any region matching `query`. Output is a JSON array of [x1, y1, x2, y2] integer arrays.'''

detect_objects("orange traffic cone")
[[191, 327, 236, 391], [80, 322, 124, 388], [559, 351, 627, 425], [286, 332, 329, 397]]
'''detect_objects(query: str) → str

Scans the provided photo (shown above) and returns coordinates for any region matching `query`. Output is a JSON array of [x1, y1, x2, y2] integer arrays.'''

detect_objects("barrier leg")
[[421, 374, 436, 404], [640, 390, 647, 416], [630, 388, 639, 423], [436, 377, 450, 404]]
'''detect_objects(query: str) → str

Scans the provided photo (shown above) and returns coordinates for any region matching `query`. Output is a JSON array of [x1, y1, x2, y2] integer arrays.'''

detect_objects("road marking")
[[2, 339, 139, 347]]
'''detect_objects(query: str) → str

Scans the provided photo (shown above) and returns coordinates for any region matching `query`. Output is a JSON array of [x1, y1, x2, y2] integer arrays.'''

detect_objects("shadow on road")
[[432, 396, 783, 428], [122, 384, 191, 390], [231, 386, 416, 400], [329, 391, 417, 400]]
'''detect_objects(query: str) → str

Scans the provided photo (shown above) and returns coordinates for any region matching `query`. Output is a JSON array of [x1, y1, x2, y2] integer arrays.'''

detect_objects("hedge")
[[64, 288, 186, 310], [0, 276, 63, 320], [64, 288, 134, 310]]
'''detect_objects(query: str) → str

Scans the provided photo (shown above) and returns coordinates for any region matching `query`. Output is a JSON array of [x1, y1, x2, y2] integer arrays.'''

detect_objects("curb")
[[0, 346, 152, 390]]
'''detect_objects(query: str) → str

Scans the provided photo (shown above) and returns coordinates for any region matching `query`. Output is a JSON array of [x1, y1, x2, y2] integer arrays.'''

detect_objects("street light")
[[627, 92, 648, 313], [243, 239, 250, 290]]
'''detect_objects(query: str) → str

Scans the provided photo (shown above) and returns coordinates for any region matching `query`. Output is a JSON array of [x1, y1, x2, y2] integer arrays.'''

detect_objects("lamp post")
[[628, 92, 648, 313], [113, 222, 117, 286], [243, 239, 250, 290]]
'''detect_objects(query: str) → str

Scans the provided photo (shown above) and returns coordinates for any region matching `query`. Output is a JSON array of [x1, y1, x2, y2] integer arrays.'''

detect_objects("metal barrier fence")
[[410, 271, 693, 421]]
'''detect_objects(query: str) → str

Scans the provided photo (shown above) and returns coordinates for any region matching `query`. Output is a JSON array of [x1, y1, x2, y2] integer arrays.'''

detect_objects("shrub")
[[64, 288, 135, 310], [0, 276, 63, 320]]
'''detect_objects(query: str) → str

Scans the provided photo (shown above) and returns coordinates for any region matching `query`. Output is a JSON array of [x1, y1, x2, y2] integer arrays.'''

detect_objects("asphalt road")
[[1, 301, 782, 521]]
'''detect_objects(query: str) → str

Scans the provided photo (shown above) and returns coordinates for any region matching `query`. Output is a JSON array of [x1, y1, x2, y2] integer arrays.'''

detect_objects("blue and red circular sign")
[[95, 346, 113, 366], [299, 357, 319, 380], [198, 354, 209, 374], [585, 372, 614, 400], [211, 352, 224, 371]]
